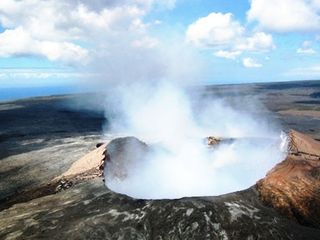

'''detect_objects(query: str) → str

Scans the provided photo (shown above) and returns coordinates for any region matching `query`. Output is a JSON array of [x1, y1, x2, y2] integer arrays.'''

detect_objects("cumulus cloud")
[[0, 0, 174, 65], [236, 32, 275, 52], [284, 64, 320, 78], [247, 0, 320, 32], [186, 12, 274, 59], [214, 50, 242, 59], [0, 27, 89, 64], [297, 48, 317, 55], [297, 40, 317, 54], [186, 13, 244, 48], [242, 57, 262, 68]]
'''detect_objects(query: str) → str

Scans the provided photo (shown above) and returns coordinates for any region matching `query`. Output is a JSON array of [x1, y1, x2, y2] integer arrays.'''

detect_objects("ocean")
[[0, 86, 80, 102]]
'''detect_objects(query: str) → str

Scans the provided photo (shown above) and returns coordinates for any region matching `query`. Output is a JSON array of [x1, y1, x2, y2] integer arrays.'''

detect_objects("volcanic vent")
[[103, 133, 288, 199]]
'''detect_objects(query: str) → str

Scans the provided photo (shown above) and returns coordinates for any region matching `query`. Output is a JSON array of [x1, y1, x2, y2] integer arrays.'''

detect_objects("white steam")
[[104, 83, 287, 199], [49, 0, 287, 200]]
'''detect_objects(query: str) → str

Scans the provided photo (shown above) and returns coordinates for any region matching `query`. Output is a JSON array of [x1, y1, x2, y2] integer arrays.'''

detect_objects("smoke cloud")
[[103, 82, 288, 199], [48, 0, 287, 199], [0, 0, 288, 199]]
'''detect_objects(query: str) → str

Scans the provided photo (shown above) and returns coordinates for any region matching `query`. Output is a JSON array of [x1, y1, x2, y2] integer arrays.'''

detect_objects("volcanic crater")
[[1, 81, 320, 239]]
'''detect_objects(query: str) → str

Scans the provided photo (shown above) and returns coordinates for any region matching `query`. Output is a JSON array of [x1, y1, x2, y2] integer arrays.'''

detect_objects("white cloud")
[[0, 67, 96, 87], [39, 41, 90, 63], [247, 0, 320, 32], [242, 57, 262, 68], [297, 48, 316, 54], [214, 50, 242, 59], [186, 13, 244, 48], [0, 27, 89, 64], [236, 32, 275, 52], [0, 68, 90, 79], [296, 40, 317, 54], [284, 64, 320, 78], [0, 0, 172, 65], [186, 12, 274, 59], [131, 36, 159, 48], [0, 0, 208, 88], [0, 27, 33, 57]]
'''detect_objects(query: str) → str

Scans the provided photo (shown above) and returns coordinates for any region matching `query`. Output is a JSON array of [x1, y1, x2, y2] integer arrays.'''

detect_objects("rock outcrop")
[[104, 137, 149, 180], [0, 143, 108, 211], [58, 143, 107, 179], [257, 130, 320, 228]]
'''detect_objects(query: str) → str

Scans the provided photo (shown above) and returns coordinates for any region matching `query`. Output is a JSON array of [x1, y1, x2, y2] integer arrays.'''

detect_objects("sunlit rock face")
[[257, 130, 320, 228]]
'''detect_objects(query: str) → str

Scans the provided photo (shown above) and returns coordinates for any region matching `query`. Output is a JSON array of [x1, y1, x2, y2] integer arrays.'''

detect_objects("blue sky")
[[0, 0, 320, 91]]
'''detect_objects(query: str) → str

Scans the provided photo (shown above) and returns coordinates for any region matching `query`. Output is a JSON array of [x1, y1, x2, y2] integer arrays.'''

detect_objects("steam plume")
[[103, 82, 287, 199], [64, 1, 287, 199]]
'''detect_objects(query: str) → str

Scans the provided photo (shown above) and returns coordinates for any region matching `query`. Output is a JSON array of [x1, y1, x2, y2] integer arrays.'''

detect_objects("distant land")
[[1, 79, 320, 102]]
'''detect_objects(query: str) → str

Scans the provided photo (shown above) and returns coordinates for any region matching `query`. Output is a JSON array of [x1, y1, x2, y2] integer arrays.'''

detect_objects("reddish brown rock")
[[207, 136, 222, 145], [257, 130, 320, 228]]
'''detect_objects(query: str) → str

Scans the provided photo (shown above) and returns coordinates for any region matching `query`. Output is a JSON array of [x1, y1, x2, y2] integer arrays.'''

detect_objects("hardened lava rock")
[[257, 130, 320, 228]]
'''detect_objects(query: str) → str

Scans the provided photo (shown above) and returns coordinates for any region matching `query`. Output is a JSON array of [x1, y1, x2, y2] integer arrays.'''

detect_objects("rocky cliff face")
[[257, 130, 320, 229], [1, 132, 320, 239]]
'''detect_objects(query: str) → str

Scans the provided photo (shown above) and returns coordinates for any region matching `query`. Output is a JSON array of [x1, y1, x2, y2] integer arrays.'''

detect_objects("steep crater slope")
[[257, 130, 320, 228]]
